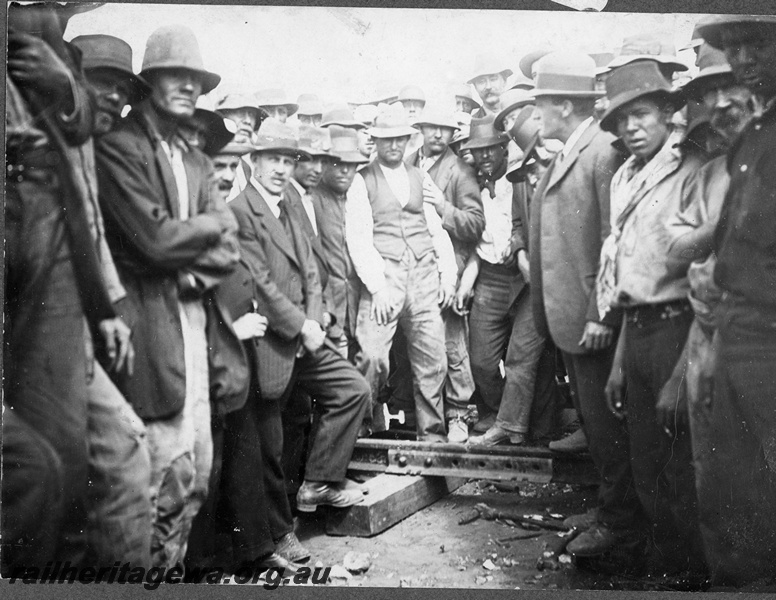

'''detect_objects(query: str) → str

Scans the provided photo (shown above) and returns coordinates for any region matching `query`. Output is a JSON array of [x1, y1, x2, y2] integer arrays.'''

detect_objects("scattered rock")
[[475, 576, 488, 585], [482, 559, 496, 570], [329, 565, 353, 581], [559, 554, 572, 564], [343, 551, 371, 574]]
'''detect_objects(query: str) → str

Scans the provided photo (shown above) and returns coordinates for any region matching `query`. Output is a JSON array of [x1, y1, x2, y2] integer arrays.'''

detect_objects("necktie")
[[277, 198, 293, 238]]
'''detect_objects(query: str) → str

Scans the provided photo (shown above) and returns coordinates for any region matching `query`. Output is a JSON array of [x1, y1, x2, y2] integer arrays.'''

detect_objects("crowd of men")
[[3, 1, 776, 589]]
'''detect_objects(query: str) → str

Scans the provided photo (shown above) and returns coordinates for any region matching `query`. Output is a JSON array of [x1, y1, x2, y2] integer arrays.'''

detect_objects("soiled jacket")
[[406, 146, 485, 276], [96, 101, 247, 420]]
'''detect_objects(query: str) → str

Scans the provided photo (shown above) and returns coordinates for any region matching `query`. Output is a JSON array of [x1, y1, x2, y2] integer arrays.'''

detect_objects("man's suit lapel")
[[183, 154, 202, 216], [245, 183, 300, 267], [152, 141, 180, 219], [429, 149, 455, 193], [288, 185, 328, 270], [546, 122, 597, 193]]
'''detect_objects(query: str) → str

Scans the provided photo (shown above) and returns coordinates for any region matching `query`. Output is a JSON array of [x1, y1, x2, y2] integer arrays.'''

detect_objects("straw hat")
[[140, 25, 220, 94], [367, 105, 417, 138], [412, 108, 461, 132], [599, 60, 684, 134], [531, 51, 603, 98]]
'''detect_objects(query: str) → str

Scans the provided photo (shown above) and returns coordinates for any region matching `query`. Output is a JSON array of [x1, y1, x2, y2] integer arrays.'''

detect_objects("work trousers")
[[623, 306, 704, 571], [691, 302, 776, 586], [146, 300, 212, 569], [562, 346, 641, 531], [355, 251, 447, 440], [86, 362, 153, 569], [469, 265, 544, 435]]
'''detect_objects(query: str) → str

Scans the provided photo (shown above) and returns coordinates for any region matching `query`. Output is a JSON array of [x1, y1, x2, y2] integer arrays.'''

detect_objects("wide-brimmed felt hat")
[[681, 43, 733, 101], [461, 115, 511, 150], [467, 52, 513, 84], [531, 51, 603, 98], [454, 84, 482, 109], [297, 93, 324, 116], [696, 15, 776, 50], [494, 89, 535, 131], [214, 140, 256, 157], [328, 125, 370, 164], [600, 60, 685, 134], [321, 104, 366, 129], [450, 125, 470, 147], [520, 49, 551, 80], [603, 32, 688, 74], [217, 93, 266, 124], [509, 74, 535, 91], [140, 25, 220, 94], [195, 109, 236, 156], [255, 88, 298, 116], [298, 125, 333, 158], [71, 34, 150, 103], [367, 105, 417, 138], [412, 108, 460, 132], [251, 117, 310, 160], [508, 106, 540, 153], [398, 85, 426, 104]]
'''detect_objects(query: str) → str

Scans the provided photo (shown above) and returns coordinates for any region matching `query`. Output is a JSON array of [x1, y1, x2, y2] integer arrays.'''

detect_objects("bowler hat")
[[140, 25, 220, 94], [217, 93, 266, 125], [519, 49, 551, 80], [412, 108, 460, 132], [251, 117, 310, 160], [367, 105, 417, 139], [255, 89, 298, 117], [531, 52, 603, 98], [696, 15, 776, 50], [398, 85, 426, 104], [298, 125, 333, 158], [321, 104, 364, 129], [297, 93, 324, 116], [71, 34, 150, 102], [600, 60, 685, 134], [494, 88, 535, 131], [454, 84, 482, 109], [328, 125, 369, 164], [604, 32, 688, 74], [467, 52, 513, 84], [461, 115, 510, 150], [681, 43, 733, 101]]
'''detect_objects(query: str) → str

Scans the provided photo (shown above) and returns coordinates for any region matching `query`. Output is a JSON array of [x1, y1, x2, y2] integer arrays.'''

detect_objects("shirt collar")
[[290, 177, 307, 197], [252, 177, 282, 211], [561, 116, 594, 159]]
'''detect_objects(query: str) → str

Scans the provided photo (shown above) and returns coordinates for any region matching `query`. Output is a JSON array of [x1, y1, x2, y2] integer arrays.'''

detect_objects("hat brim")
[[367, 126, 417, 138], [298, 147, 335, 159], [140, 66, 221, 94], [251, 144, 311, 161], [196, 110, 235, 156], [259, 103, 298, 117], [531, 89, 604, 98], [494, 100, 535, 131], [606, 55, 689, 73], [331, 150, 370, 164], [412, 120, 460, 132], [216, 105, 265, 127], [86, 66, 152, 104], [681, 67, 734, 100], [697, 17, 776, 50], [214, 141, 256, 156], [517, 132, 540, 171], [466, 69, 513, 85], [600, 88, 685, 134], [321, 120, 367, 130], [461, 133, 510, 151]]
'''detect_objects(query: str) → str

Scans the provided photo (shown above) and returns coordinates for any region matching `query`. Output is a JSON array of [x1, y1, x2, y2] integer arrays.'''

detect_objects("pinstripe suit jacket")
[[227, 181, 324, 400]]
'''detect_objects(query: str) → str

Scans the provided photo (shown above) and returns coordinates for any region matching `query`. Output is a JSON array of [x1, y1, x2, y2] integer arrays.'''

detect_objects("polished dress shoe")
[[275, 531, 311, 563], [296, 480, 364, 512]]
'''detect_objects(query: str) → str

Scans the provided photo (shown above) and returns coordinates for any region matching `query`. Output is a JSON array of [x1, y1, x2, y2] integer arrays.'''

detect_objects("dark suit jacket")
[[96, 101, 247, 420], [228, 181, 324, 401], [285, 180, 331, 294], [528, 120, 625, 355], [406, 147, 485, 276]]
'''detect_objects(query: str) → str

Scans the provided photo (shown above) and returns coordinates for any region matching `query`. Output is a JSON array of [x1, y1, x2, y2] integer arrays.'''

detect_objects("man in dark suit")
[[226, 118, 370, 566], [529, 51, 642, 559]]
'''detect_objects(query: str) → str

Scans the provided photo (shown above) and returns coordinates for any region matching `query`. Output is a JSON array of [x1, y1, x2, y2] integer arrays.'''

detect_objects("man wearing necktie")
[[225, 117, 370, 570]]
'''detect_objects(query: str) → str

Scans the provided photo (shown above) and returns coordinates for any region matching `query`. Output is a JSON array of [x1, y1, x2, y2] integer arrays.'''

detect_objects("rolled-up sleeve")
[[423, 173, 458, 289], [345, 174, 387, 294]]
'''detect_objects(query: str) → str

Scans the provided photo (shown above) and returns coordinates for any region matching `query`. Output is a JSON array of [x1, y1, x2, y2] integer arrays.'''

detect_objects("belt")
[[624, 299, 691, 328]]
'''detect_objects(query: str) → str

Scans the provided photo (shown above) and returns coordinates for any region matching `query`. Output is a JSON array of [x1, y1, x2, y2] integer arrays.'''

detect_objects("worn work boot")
[[472, 412, 496, 434], [567, 523, 630, 557], [275, 531, 311, 564], [296, 480, 364, 512], [468, 425, 525, 447], [446, 417, 469, 444], [548, 428, 588, 453], [563, 507, 599, 530]]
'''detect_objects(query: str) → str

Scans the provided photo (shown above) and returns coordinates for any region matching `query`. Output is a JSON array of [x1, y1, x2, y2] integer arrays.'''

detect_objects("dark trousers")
[[692, 304, 776, 586], [264, 344, 371, 542], [623, 307, 704, 571], [562, 345, 642, 531]]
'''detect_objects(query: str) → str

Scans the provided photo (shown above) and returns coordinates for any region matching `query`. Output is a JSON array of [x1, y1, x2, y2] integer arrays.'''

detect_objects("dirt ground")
[[296, 479, 701, 592]]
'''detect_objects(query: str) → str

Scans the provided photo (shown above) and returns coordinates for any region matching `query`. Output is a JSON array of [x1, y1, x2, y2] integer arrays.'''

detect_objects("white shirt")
[[290, 178, 318, 235], [417, 149, 441, 173], [561, 116, 594, 161], [250, 177, 282, 219], [227, 155, 252, 202], [345, 162, 457, 295], [161, 139, 190, 221], [476, 175, 514, 264]]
